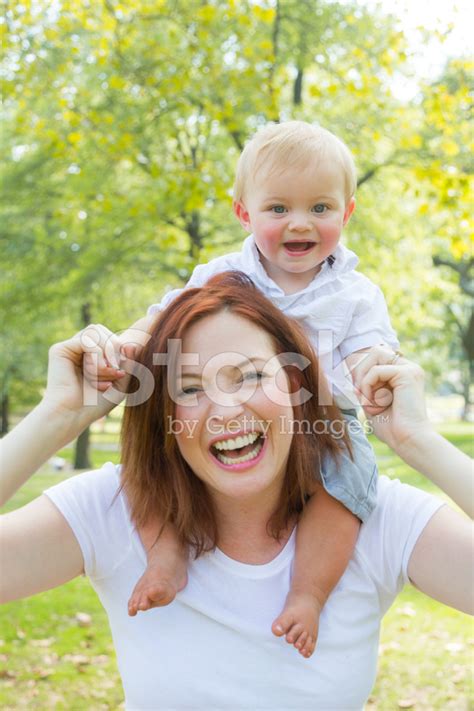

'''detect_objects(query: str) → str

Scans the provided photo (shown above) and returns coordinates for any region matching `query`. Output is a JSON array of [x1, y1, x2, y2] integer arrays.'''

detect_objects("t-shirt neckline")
[[211, 526, 296, 579]]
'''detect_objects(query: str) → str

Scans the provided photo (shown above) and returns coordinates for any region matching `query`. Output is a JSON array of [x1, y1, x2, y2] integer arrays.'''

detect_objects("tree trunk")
[[1, 390, 9, 435], [74, 426, 91, 469], [293, 67, 304, 105], [461, 362, 473, 422], [73, 302, 92, 469]]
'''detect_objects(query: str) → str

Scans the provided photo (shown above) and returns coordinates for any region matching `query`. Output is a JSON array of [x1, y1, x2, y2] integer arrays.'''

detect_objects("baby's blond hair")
[[233, 121, 357, 204]]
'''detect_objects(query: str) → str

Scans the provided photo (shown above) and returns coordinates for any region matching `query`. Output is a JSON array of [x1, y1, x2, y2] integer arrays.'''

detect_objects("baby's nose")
[[289, 213, 311, 231]]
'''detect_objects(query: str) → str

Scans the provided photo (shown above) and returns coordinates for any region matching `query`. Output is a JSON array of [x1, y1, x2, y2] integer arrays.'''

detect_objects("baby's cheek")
[[257, 222, 282, 247], [320, 218, 344, 243]]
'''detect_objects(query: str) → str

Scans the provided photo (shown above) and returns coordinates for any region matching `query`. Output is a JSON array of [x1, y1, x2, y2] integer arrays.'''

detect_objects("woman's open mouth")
[[283, 241, 316, 256], [210, 432, 266, 470]]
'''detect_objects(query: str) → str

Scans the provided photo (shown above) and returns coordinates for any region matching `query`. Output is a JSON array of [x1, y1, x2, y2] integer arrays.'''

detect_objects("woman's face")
[[173, 311, 295, 504]]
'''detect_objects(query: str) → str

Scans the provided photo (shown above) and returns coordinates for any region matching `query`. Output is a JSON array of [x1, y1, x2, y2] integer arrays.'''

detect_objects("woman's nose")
[[206, 382, 251, 418]]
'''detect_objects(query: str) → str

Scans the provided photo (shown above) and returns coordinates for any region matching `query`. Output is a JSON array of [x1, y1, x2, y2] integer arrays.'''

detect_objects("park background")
[[1, 0, 473, 708]]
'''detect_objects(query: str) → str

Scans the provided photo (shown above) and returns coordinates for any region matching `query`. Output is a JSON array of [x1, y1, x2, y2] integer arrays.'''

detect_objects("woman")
[[1, 272, 472, 710]]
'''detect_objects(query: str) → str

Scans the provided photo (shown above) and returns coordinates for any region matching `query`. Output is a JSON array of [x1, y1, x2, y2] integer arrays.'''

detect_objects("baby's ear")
[[343, 197, 356, 225], [233, 200, 251, 231]]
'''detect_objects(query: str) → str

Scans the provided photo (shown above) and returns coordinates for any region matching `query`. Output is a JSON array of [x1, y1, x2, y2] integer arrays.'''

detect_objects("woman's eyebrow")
[[235, 357, 267, 369], [181, 356, 268, 378]]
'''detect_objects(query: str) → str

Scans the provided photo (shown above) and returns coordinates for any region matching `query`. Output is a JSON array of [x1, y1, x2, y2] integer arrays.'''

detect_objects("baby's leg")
[[128, 519, 188, 616], [272, 486, 360, 658]]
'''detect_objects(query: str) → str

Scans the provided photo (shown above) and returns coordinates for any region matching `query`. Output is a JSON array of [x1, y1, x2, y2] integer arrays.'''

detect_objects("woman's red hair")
[[121, 271, 350, 556]]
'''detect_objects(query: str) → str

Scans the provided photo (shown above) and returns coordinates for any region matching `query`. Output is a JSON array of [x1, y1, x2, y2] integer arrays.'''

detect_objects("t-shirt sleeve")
[[43, 462, 132, 582], [357, 476, 445, 611], [339, 281, 400, 359]]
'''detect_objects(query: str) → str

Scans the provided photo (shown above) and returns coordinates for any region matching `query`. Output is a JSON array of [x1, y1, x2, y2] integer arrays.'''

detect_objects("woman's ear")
[[285, 365, 303, 394], [343, 197, 356, 226], [233, 200, 252, 231]]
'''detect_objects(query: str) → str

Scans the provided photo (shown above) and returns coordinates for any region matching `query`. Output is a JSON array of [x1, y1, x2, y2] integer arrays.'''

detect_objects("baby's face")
[[234, 161, 355, 294]]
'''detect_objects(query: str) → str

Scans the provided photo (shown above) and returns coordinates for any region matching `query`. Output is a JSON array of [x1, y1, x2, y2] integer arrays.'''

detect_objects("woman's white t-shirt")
[[45, 466, 443, 711]]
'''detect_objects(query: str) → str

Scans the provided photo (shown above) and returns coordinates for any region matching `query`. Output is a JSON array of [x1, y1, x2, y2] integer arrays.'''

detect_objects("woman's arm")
[[360, 359, 473, 613], [0, 327, 124, 602], [0, 496, 84, 602], [407, 505, 473, 614], [0, 327, 123, 506], [361, 360, 473, 518]]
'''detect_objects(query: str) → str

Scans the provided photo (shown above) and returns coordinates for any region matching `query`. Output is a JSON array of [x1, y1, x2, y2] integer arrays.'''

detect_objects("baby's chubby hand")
[[347, 345, 404, 416], [82, 324, 128, 392], [82, 314, 156, 394]]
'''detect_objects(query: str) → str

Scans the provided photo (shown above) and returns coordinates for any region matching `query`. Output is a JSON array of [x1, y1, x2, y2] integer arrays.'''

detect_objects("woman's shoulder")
[[43, 462, 133, 580], [355, 476, 444, 603], [44, 461, 122, 512]]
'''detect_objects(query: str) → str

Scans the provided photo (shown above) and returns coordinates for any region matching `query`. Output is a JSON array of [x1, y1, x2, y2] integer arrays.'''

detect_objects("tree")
[[2, 0, 466, 440], [415, 58, 473, 417]]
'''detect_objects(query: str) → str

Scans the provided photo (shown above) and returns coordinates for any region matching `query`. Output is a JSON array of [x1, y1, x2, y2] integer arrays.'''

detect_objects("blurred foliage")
[[1, 0, 472, 419]]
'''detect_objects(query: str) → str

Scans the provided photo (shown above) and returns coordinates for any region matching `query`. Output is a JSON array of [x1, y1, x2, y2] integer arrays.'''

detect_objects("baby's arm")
[[340, 277, 400, 414], [272, 485, 359, 658]]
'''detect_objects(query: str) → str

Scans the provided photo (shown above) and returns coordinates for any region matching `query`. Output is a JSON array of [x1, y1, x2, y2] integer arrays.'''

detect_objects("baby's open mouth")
[[284, 241, 315, 253], [211, 432, 265, 466]]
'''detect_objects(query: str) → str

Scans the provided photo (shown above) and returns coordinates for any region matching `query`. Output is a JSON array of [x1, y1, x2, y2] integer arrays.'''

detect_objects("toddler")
[[94, 121, 399, 659]]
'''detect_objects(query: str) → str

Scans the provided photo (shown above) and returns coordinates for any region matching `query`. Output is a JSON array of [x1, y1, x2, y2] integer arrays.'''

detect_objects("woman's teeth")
[[213, 432, 260, 451], [212, 432, 264, 465], [215, 440, 263, 465]]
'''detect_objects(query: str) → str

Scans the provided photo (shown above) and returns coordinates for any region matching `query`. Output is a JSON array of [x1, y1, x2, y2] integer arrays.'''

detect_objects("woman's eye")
[[271, 205, 286, 214], [180, 386, 202, 396], [312, 204, 328, 213], [240, 371, 266, 384]]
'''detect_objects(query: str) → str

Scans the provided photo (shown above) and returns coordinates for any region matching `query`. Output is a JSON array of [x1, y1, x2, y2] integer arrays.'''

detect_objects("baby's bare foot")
[[128, 568, 188, 617], [271, 590, 322, 658]]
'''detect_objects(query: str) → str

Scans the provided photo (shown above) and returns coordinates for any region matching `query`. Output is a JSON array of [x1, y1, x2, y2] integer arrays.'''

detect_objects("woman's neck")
[[212, 490, 296, 565]]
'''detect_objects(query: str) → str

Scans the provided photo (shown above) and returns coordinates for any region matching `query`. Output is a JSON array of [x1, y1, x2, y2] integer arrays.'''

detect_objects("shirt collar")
[[240, 235, 359, 296]]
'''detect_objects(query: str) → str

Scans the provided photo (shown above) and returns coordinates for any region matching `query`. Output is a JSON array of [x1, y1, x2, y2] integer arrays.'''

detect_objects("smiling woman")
[[0, 271, 472, 711], [120, 272, 348, 554]]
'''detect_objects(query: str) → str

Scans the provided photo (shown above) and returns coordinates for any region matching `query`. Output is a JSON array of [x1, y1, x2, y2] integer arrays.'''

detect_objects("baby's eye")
[[312, 204, 328, 214], [270, 205, 287, 214]]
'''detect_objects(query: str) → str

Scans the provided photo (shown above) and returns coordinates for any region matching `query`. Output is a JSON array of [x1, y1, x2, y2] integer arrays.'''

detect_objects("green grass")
[[1, 424, 472, 709], [368, 424, 474, 710]]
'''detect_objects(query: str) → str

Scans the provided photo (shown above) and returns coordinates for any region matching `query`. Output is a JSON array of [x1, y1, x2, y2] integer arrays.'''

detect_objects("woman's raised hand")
[[359, 358, 429, 453], [43, 324, 128, 428], [0, 324, 131, 507]]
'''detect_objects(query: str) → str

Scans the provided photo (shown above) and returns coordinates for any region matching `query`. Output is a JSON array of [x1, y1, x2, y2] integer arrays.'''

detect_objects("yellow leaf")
[[253, 6, 275, 22], [308, 85, 321, 98], [197, 5, 217, 22], [259, 40, 273, 53], [109, 75, 125, 90], [440, 139, 460, 157], [62, 110, 79, 125], [67, 132, 82, 145]]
